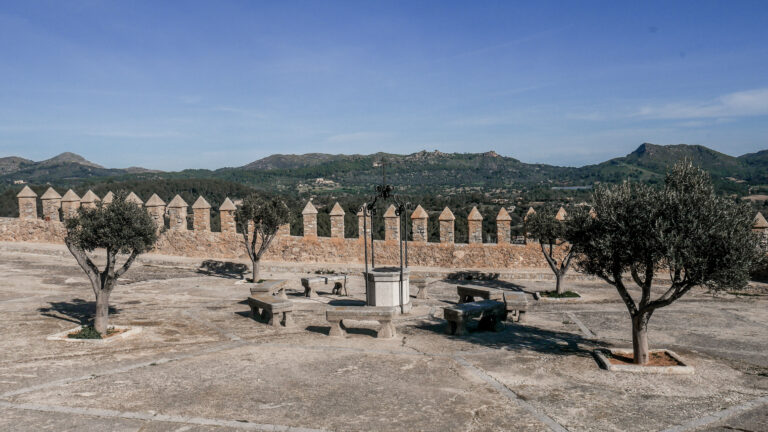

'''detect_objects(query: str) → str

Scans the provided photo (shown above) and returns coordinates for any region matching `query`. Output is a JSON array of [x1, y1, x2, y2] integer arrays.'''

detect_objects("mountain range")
[[2, 144, 767, 195]]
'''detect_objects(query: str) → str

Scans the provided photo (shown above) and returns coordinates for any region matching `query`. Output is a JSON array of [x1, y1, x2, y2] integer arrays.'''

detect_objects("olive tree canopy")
[[235, 194, 291, 282], [525, 208, 574, 295], [65, 192, 157, 334], [568, 161, 764, 364]]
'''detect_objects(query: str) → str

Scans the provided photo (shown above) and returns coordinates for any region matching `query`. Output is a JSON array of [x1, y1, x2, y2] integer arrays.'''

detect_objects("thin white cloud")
[[635, 88, 768, 119]]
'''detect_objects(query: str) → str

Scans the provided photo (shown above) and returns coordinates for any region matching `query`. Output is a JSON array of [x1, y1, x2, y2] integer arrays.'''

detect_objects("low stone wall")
[[0, 217, 552, 270]]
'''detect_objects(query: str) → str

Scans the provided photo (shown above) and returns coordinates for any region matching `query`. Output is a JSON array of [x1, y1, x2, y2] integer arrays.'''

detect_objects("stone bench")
[[457, 285, 504, 303], [248, 295, 294, 328], [326, 306, 397, 339], [443, 300, 507, 336], [249, 279, 289, 299], [301, 274, 347, 298], [411, 276, 436, 299], [503, 291, 529, 323]]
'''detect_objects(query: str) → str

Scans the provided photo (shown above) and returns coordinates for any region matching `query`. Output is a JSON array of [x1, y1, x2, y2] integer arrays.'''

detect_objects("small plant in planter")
[[235, 194, 291, 283], [525, 207, 577, 297]]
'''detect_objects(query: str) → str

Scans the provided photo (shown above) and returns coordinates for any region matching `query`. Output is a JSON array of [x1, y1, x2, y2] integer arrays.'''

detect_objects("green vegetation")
[[65, 193, 158, 333], [236, 193, 291, 282], [541, 290, 580, 298], [68, 325, 103, 339], [568, 161, 765, 365], [525, 207, 575, 295]]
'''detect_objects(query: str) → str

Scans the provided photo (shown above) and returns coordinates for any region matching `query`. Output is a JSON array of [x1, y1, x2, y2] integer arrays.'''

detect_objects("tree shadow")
[[446, 271, 500, 281], [38, 299, 120, 325], [413, 319, 606, 357], [197, 260, 248, 279]]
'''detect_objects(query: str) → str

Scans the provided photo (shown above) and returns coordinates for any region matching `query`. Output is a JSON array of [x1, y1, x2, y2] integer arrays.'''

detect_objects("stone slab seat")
[[457, 285, 504, 303], [301, 274, 348, 298], [443, 300, 507, 336], [249, 279, 289, 299], [411, 276, 436, 299], [503, 291, 529, 323], [325, 306, 397, 339], [247, 295, 294, 328]]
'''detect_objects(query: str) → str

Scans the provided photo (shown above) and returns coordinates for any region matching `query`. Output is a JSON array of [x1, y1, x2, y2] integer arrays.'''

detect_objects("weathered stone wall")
[[0, 217, 551, 269]]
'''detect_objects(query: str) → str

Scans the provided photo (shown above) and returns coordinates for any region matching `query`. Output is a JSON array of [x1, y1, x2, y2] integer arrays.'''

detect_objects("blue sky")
[[1, 1, 767, 170]]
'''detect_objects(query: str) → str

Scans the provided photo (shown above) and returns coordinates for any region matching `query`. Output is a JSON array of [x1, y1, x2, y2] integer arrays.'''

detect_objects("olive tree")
[[525, 209, 574, 295], [235, 194, 291, 282], [65, 193, 157, 334], [568, 161, 764, 364]]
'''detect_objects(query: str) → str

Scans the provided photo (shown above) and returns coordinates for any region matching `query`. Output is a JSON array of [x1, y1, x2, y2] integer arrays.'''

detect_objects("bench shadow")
[[305, 324, 377, 338], [197, 260, 248, 279], [306, 325, 330, 335], [444, 278, 526, 292], [413, 319, 605, 357], [38, 299, 120, 325], [327, 299, 366, 307]]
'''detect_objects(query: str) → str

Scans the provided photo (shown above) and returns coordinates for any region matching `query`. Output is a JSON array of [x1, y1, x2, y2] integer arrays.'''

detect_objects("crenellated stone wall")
[[19, 191, 766, 271]]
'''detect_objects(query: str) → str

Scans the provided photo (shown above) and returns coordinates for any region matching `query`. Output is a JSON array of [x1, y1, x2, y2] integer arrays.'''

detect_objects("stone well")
[[365, 267, 411, 314]]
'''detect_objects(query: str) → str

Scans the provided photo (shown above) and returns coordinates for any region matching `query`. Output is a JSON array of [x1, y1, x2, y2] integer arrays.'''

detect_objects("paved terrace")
[[0, 242, 766, 431]]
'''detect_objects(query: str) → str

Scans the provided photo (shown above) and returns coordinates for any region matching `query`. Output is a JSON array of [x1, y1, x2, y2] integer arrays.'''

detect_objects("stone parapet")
[[411, 205, 428, 243], [468, 207, 483, 244], [167, 195, 188, 231], [16, 186, 38, 220], [192, 196, 211, 232], [329, 202, 345, 238], [383, 205, 400, 242], [438, 207, 455, 244], [41, 188, 62, 222], [302, 201, 318, 237]]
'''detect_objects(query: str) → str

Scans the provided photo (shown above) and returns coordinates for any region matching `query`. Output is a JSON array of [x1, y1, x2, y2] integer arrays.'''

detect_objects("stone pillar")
[[302, 201, 318, 237], [80, 190, 100, 209], [41, 187, 62, 222], [102, 191, 114, 206], [439, 207, 455, 244], [555, 206, 567, 221], [167, 195, 188, 231], [145, 194, 167, 231], [219, 198, 237, 233], [126, 192, 144, 208], [16, 186, 38, 220], [411, 205, 428, 243], [61, 189, 81, 220], [384, 205, 400, 241], [468, 207, 483, 244], [278, 223, 290, 236], [192, 196, 211, 232], [357, 206, 372, 239], [496, 207, 512, 244], [754, 212, 768, 232], [329, 202, 345, 238], [524, 207, 536, 222]]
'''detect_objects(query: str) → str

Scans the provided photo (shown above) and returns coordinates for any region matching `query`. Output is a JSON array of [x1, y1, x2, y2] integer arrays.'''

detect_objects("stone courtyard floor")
[[0, 242, 767, 432]]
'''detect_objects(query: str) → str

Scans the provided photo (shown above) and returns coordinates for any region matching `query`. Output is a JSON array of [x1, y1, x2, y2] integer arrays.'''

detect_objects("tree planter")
[[47, 325, 142, 343], [594, 348, 694, 374]]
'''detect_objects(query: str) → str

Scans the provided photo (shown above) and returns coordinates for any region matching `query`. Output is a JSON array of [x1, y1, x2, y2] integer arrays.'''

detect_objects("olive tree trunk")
[[94, 289, 111, 334], [554, 274, 563, 295], [631, 313, 651, 364], [251, 259, 260, 283]]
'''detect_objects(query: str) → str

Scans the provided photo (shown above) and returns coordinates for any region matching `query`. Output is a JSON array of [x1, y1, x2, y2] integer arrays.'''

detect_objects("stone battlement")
[[6, 187, 551, 269]]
